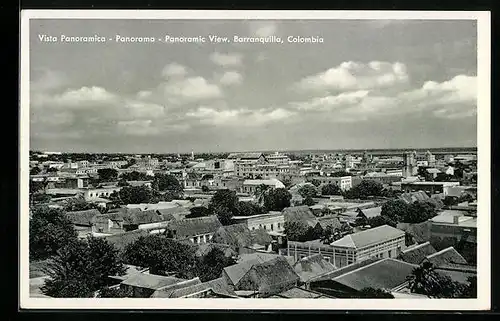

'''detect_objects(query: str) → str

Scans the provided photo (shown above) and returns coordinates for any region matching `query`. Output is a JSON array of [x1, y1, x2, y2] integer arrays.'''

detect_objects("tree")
[[311, 179, 321, 187], [443, 196, 459, 206], [195, 247, 236, 282], [186, 206, 211, 218], [321, 183, 342, 196], [123, 235, 197, 278], [208, 189, 240, 225], [407, 262, 467, 298], [284, 221, 311, 242], [458, 193, 475, 203], [264, 188, 292, 211], [366, 215, 397, 228], [41, 236, 126, 298], [302, 196, 316, 206], [201, 185, 210, 192], [281, 178, 293, 188], [97, 168, 118, 182], [120, 171, 149, 181], [461, 276, 477, 298], [435, 173, 454, 182], [381, 199, 411, 222], [298, 184, 317, 199], [46, 167, 58, 173], [254, 184, 270, 206], [62, 195, 96, 212], [236, 201, 265, 217], [29, 206, 78, 260], [30, 167, 41, 175], [117, 178, 130, 187], [30, 180, 47, 194], [403, 200, 438, 223], [110, 186, 157, 205], [97, 286, 132, 298], [357, 287, 394, 298], [153, 174, 183, 196], [344, 180, 384, 199]]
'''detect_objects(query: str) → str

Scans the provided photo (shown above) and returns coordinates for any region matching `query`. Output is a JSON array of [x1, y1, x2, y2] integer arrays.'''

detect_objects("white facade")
[[232, 213, 285, 233]]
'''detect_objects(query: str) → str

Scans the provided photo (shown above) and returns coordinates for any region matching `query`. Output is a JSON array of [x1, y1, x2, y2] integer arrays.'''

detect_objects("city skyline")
[[30, 19, 477, 154]]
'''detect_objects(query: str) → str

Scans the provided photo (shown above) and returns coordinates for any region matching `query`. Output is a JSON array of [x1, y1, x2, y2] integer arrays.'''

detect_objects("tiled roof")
[[120, 273, 185, 290], [317, 215, 342, 230], [332, 258, 417, 291], [104, 229, 150, 251], [358, 206, 382, 218], [293, 254, 337, 283], [283, 205, 319, 227], [91, 213, 124, 224], [239, 256, 299, 295], [398, 242, 437, 265], [122, 209, 167, 225], [399, 191, 430, 204], [150, 277, 203, 297], [155, 207, 190, 221], [274, 286, 327, 298], [65, 209, 101, 226], [227, 152, 264, 160], [331, 225, 405, 249], [424, 247, 468, 266], [167, 277, 236, 298], [166, 215, 222, 239], [211, 224, 272, 250]]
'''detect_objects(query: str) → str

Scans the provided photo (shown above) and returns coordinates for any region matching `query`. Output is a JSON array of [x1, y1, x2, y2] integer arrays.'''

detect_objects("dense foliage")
[[321, 183, 342, 196], [208, 189, 240, 225], [41, 236, 126, 297], [343, 180, 386, 199], [195, 247, 236, 282], [263, 188, 292, 211], [29, 206, 77, 260], [122, 235, 197, 278]]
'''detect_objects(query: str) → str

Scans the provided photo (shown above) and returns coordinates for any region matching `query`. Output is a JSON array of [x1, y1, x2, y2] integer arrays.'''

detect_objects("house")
[[103, 229, 150, 252], [65, 209, 101, 238], [306, 176, 352, 191], [292, 254, 337, 285], [401, 181, 460, 197], [231, 212, 285, 233], [398, 191, 430, 204], [398, 242, 437, 265], [108, 264, 149, 284], [285, 225, 406, 268], [429, 211, 477, 244], [91, 213, 124, 233], [317, 215, 342, 231], [165, 215, 222, 244], [210, 223, 273, 254], [309, 258, 417, 298], [356, 206, 382, 220], [119, 273, 194, 298], [121, 209, 173, 232], [240, 178, 285, 194], [223, 256, 300, 297], [423, 246, 468, 266], [154, 277, 238, 298]]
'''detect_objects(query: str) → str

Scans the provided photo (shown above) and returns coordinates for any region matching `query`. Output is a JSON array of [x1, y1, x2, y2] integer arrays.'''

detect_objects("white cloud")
[[31, 70, 67, 93], [117, 120, 162, 136], [210, 52, 243, 67], [218, 71, 243, 86], [163, 76, 222, 101], [186, 106, 295, 127], [296, 61, 409, 92], [161, 63, 188, 78], [290, 74, 476, 122]]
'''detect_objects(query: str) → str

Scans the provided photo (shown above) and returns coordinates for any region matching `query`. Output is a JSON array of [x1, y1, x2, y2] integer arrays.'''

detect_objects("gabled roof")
[[274, 286, 328, 298], [399, 191, 430, 204], [167, 277, 236, 298], [155, 207, 190, 221], [331, 225, 405, 249], [317, 215, 342, 230], [293, 254, 337, 283], [104, 229, 150, 251], [358, 206, 382, 218], [211, 224, 272, 250], [122, 209, 167, 225], [424, 247, 468, 266], [223, 253, 282, 286], [166, 215, 222, 239], [239, 256, 299, 295], [283, 205, 319, 227], [120, 273, 186, 291], [65, 209, 101, 226], [150, 277, 202, 297], [398, 242, 437, 265], [332, 258, 417, 291]]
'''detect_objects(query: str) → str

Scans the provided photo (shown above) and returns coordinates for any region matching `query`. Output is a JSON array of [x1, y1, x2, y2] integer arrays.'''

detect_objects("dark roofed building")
[[424, 246, 468, 266], [91, 212, 124, 233], [399, 191, 430, 204], [211, 223, 272, 254], [398, 242, 437, 265], [120, 273, 188, 298], [283, 205, 319, 228], [155, 207, 189, 221], [104, 229, 150, 252], [293, 254, 337, 284], [317, 215, 342, 230], [357, 206, 382, 219], [165, 215, 222, 244], [166, 277, 237, 298], [310, 258, 417, 297], [234, 256, 300, 297], [65, 209, 101, 227]]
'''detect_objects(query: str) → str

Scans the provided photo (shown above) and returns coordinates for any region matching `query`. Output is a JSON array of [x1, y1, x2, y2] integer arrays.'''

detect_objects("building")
[[403, 151, 417, 177], [429, 210, 477, 244], [119, 273, 198, 298], [83, 186, 122, 201], [227, 152, 269, 178], [240, 178, 285, 194], [266, 152, 290, 165], [401, 181, 460, 196], [307, 176, 352, 191], [285, 225, 406, 268], [165, 215, 222, 244], [232, 212, 285, 233]]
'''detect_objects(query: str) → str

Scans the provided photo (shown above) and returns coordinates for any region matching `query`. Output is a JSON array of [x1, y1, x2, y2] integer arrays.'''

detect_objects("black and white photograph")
[[20, 10, 491, 310]]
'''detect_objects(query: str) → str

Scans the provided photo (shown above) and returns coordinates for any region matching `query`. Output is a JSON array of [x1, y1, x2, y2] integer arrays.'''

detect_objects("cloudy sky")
[[29, 19, 477, 153]]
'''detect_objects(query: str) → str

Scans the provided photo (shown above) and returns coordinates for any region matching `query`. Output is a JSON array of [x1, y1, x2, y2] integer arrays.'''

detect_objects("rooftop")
[[120, 273, 186, 290], [331, 225, 405, 249], [398, 242, 437, 265]]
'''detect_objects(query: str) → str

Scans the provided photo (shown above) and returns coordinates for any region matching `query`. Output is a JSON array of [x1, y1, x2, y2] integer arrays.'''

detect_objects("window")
[[263, 225, 266, 230], [270, 224, 274, 231], [277, 223, 281, 229], [324, 257, 331, 263]]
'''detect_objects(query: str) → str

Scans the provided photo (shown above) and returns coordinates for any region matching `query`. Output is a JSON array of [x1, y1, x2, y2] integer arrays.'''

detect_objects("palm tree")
[[407, 261, 443, 297], [254, 184, 269, 206]]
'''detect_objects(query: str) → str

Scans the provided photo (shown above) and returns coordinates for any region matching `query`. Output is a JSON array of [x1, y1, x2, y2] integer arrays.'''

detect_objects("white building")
[[240, 178, 285, 194]]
